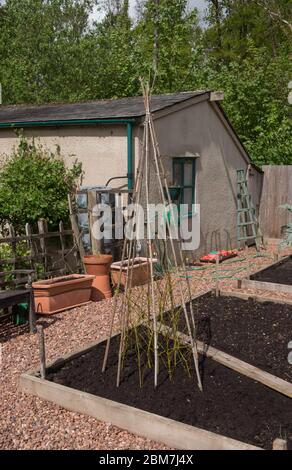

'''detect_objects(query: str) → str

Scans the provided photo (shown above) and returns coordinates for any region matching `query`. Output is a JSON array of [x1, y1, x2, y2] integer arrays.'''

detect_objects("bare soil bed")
[[163, 292, 292, 383], [251, 256, 292, 286], [47, 329, 292, 450]]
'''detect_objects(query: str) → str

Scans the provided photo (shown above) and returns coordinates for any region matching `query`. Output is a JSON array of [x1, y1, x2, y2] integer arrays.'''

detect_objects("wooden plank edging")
[[19, 289, 290, 450], [157, 324, 292, 399], [221, 290, 292, 306], [239, 255, 292, 295], [19, 373, 261, 451], [241, 279, 292, 296]]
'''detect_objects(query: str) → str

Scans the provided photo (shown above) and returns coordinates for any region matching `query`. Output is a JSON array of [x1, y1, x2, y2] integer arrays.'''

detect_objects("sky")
[[93, 0, 208, 23], [0, 0, 208, 24]]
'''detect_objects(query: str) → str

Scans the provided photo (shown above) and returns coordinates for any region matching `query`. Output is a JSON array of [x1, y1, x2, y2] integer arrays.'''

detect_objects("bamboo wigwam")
[[102, 80, 202, 391]]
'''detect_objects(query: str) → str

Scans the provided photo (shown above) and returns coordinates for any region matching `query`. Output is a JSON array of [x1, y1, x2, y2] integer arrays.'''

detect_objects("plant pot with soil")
[[83, 254, 113, 301], [111, 257, 158, 290], [33, 274, 95, 315]]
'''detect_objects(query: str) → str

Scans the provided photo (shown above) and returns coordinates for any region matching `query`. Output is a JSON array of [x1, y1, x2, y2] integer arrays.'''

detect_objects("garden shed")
[[0, 91, 263, 256]]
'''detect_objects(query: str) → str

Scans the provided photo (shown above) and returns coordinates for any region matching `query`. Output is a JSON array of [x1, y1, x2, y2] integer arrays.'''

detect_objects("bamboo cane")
[[103, 78, 203, 391], [147, 102, 202, 391]]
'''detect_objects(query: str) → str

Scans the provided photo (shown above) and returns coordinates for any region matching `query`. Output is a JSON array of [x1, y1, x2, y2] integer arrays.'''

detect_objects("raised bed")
[[20, 317, 292, 450], [240, 255, 292, 295], [162, 290, 292, 384]]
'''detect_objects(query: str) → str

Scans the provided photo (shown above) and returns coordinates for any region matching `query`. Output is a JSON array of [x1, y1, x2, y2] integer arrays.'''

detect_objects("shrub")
[[0, 135, 83, 232]]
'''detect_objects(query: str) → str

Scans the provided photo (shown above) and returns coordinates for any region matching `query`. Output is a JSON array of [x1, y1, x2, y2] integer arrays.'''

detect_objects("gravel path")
[[1, 245, 291, 450]]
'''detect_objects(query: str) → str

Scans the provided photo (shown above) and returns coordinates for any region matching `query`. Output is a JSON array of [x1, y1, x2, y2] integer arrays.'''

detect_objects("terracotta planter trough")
[[33, 274, 95, 315], [111, 257, 158, 289]]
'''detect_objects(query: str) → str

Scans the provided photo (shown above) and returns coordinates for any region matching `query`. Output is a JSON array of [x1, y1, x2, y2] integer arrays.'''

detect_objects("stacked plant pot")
[[83, 254, 113, 301]]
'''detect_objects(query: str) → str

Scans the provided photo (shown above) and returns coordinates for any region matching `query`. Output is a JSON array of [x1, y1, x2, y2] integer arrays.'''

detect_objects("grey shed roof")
[[0, 91, 209, 125]]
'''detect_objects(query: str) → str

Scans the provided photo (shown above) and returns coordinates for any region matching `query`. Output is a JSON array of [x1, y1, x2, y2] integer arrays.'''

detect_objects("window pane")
[[76, 193, 87, 209], [173, 162, 182, 186], [184, 161, 194, 186], [183, 188, 193, 210]]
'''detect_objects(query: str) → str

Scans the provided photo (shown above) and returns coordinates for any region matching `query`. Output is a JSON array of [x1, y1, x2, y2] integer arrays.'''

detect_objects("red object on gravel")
[[200, 250, 238, 264]]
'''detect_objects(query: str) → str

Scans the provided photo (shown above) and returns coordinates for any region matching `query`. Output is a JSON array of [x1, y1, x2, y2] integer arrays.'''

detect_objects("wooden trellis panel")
[[259, 166, 292, 239], [0, 220, 81, 286]]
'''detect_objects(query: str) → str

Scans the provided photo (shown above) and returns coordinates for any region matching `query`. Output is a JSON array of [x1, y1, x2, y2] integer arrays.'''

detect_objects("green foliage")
[[0, 0, 98, 103], [0, 241, 31, 283], [204, 0, 292, 60], [134, 0, 201, 92], [88, 0, 138, 98], [0, 135, 82, 231], [0, 0, 291, 167], [203, 48, 292, 165]]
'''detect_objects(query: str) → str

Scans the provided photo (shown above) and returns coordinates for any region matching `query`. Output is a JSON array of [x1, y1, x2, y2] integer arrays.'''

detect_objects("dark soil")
[[251, 256, 292, 286], [34, 276, 85, 285], [47, 330, 292, 450], [163, 292, 292, 382]]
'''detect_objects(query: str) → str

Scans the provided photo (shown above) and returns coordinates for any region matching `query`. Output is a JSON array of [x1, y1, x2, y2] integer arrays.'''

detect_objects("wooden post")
[[25, 223, 38, 273], [245, 245, 251, 280], [67, 194, 86, 264], [273, 438, 287, 450], [88, 190, 103, 255], [38, 219, 48, 275], [8, 224, 17, 273], [276, 241, 281, 261], [28, 272, 36, 334], [37, 325, 46, 379], [215, 256, 220, 297], [59, 221, 67, 273]]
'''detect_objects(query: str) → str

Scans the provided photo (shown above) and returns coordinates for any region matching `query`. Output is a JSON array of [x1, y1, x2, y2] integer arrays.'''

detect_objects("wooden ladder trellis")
[[237, 169, 263, 251]]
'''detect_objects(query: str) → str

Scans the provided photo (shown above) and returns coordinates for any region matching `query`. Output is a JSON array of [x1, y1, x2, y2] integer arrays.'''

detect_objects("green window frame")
[[172, 157, 196, 216]]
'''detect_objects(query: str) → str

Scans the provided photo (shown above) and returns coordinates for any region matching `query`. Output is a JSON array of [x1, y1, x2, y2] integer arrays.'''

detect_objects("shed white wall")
[[149, 100, 263, 258], [0, 125, 139, 189]]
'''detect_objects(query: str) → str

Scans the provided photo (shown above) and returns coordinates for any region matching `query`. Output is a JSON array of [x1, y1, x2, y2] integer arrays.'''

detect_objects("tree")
[[0, 0, 97, 104], [88, 0, 138, 98], [134, 0, 201, 92], [205, 48, 292, 165], [0, 0, 291, 166], [201, 0, 292, 165], [255, 0, 292, 34], [204, 0, 291, 60]]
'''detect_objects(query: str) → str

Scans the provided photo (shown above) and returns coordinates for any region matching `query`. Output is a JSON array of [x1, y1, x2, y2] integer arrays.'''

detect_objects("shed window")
[[172, 158, 196, 214]]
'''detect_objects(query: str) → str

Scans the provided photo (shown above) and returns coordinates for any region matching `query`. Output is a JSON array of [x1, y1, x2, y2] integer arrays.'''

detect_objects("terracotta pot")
[[111, 257, 158, 289], [83, 254, 113, 301], [33, 274, 95, 315]]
